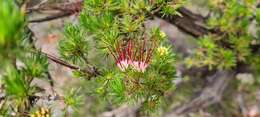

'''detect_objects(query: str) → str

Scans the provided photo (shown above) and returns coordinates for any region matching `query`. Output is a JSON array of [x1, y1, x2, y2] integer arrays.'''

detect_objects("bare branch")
[[27, 28, 101, 78], [155, 7, 210, 37], [40, 51, 101, 78], [28, 0, 82, 23], [41, 51, 80, 70], [29, 12, 72, 23], [165, 70, 236, 117]]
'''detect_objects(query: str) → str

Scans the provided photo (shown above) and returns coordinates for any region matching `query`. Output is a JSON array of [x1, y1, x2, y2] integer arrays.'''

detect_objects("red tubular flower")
[[109, 38, 156, 72]]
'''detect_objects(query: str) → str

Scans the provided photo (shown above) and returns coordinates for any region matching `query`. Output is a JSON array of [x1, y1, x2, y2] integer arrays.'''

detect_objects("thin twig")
[[41, 51, 80, 70], [29, 11, 72, 23], [28, 0, 83, 23]]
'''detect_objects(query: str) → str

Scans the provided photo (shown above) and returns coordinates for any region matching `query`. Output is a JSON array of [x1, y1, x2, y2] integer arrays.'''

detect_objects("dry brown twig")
[[28, 0, 82, 23], [165, 70, 236, 117]]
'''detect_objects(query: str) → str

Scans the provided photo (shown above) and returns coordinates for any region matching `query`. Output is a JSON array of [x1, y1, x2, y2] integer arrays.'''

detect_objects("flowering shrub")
[[1, 0, 260, 116], [58, 0, 178, 110]]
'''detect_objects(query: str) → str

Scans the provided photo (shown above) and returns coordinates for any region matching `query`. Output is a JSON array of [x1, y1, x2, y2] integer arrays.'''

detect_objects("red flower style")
[[109, 39, 156, 72]]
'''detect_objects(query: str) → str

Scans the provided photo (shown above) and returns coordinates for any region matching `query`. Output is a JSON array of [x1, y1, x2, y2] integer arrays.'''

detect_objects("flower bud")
[[159, 31, 166, 39], [157, 46, 168, 56]]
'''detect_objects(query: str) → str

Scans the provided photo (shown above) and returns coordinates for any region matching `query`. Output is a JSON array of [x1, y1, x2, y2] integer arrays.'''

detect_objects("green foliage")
[[3, 66, 40, 112], [80, 12, 114, 34], [59, 24, 88, 65], [185, 36, 236, 70], [58, 0, 180, 111], [92, 70, 126, 104], [252, 55, 260, 80], [160, 0, 185, 17], [107, 74, 126, 103], [79, 44, 177, 110], [186, 0, 257, 71], [254, 8, 260, 79], [255, 8, 260, 42], [77, 0, 182, 55], [0, 0, 52, 115], [23, 52, 49, 78], [64, 88, 84, 112], [207, 0, 254, 33], [4, 66, 28, 98], [229, 35, 252, 61], [150, 27, 167, 41], [92, 52, 176, 108], [256, 8, 260, 23], [2, 0, 260, 116], [0, 0, 25, 66], [0, 0, 24, 47], [152, 46, 176, 77]]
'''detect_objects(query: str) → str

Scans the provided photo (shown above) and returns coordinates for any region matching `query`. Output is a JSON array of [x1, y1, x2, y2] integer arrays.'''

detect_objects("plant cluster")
[[58, 0, 179, 110], [185, 0, 260, 71], [0, 0, 81, 116]]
